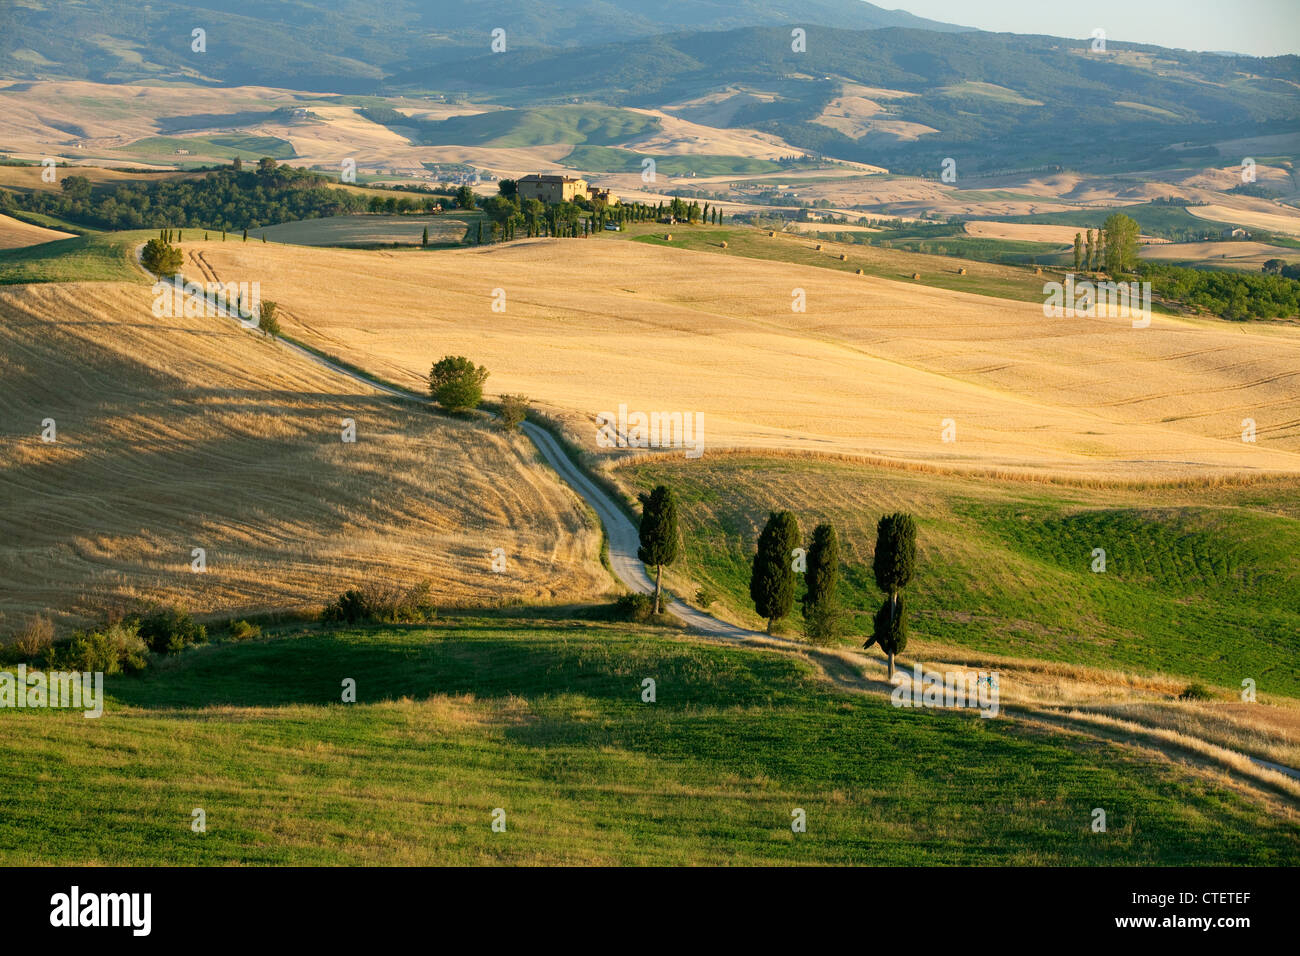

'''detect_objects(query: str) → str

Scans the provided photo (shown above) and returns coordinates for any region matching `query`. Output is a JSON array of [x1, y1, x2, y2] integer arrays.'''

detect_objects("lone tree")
[[257, 300, 280, 337], [497, 393, 528, 431], [429, 355, 488, 412], [863, 512, 916, 677], [801, 523, 841, 644], [140, 237, 182, 275], [750, 510, 800, 634], [637, 485, 680, 614]]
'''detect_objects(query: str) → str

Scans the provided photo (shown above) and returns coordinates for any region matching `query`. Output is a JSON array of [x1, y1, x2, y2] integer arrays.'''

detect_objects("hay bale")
[[1034, 266, 1043, 275], [815, 243, 823, 251], [839, 253, 848, 261], [665, 233, 673, 241], [958, 267, 967, 275], [912, 272, 921, 280], [856, 268, 864, 275], [768, 230, 776, 237], [720, 240, 728, 248]]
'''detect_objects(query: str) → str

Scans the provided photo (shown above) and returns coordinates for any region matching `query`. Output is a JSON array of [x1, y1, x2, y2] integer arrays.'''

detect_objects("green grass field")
[[0, 230, 148, 284], [118, 135, 296, 162], [624, 224, 1067, 305], [562, 146, 783, 177], [619, 457, 1300, 696], [993, 202, 1246, 239], [420, 106, 660, 148], [1, 620, 1293, 865]]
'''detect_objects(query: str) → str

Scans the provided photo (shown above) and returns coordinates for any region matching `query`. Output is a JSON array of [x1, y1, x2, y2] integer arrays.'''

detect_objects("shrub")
[[498, 393, 529, 431], [1179, 683, 1214, 701], [694, 587, 716, 607], [429, 355, 489, 411], [228, 619, 262, 641], [136, 605, 207, 654], [323, 580, 436, 625], [612, 593, 656, 623], [13, 614, 54, 659], [48, 622, 149, 674]]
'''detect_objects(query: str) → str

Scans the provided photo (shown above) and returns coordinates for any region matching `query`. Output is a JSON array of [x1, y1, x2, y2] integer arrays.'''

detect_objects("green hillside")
[[1, 621, 1293, 864], [619, 457, 1300, 695], [412, 107, 661, 147]]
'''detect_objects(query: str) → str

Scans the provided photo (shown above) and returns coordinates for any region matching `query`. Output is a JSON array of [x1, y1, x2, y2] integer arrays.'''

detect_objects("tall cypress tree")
[[637, 485, 680, 614], [863, 512, 916, 677], [750, 511, 801, 633], [1073, 232, 1083, 272], [801, 523, 842, 643]]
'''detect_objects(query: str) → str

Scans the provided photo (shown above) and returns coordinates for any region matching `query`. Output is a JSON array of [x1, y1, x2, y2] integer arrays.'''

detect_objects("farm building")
[[518, 173, 617, 205]]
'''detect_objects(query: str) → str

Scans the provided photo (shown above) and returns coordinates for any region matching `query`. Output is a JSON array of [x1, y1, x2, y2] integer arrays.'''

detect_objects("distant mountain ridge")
[[394, 25, 1300, 172], [0, 0, 969, 91]]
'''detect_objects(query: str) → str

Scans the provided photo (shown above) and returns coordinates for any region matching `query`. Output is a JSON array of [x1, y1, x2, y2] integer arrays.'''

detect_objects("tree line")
[[2, 157, 368, 231], [468, 180, 725, 244], [637, 486, 917, 676]]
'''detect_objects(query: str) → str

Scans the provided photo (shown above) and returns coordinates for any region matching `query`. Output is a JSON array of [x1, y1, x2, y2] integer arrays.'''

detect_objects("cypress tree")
[[863, 512, 917, 677], [1073, 232, 1083, 272], [750, 511, 801, 634], [637, 485, 680, 614], [801, 523, 842, 644], [422, 226, 428, 247], [242, 228, 247, 242]]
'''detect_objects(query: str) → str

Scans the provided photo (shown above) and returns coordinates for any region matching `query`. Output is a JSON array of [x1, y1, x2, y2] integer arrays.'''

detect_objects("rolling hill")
[[191, 233, 1300, 481], [0, 276, 607, 629]]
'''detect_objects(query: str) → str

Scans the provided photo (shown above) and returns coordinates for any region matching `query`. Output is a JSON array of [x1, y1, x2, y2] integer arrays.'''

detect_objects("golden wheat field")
[[191, 237, 1300, 480], [0, 282, 607, 631], [0, 212, 74, 249]]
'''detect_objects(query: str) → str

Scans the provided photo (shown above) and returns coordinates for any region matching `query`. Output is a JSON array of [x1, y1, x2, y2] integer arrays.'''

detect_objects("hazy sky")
[[885, 0, 1300, 57]]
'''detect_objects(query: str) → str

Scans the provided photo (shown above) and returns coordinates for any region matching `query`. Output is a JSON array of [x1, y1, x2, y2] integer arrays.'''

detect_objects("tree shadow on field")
[[105, 622, 813, 716]]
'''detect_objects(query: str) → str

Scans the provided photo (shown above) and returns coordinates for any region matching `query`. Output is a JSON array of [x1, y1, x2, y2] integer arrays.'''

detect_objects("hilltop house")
[[517, 173, 617, 205]]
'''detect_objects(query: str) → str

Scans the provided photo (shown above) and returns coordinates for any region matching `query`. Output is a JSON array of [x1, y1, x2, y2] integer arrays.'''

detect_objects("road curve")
[[522, 422, 775, 643], [145, 252, 771, 643]]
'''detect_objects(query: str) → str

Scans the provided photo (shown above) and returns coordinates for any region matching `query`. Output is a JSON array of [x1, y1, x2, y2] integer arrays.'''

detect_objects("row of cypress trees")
[[637, 485, 917, 674]]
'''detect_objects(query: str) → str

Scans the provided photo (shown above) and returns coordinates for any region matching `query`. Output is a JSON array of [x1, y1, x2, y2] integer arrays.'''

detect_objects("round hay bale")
[[815, 243, 823, 251], [839, 253, 848, 261], [912, 272, 921, 280], [856, 268, 864, 275], [720, 240, 728, 248], [958, 267, 967, 275], [665, 233, 673, 241], [1034, 266, 1043, 275], [768, 230, 776, 237]]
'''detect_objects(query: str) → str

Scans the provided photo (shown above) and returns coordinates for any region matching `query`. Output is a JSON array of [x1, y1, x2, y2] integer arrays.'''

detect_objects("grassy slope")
[[421, 106, 660, 147], [562, 146, 783, 176], [624, 224, 1068, 305], [0, 230, 147, 284], [1, 621, 1294, 865], [618, 457, 1300, 696]]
